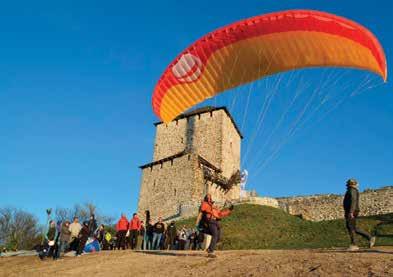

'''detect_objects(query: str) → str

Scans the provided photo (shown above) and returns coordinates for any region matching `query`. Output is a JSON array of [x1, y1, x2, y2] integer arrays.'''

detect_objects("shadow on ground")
[[135, 250, 208, 257]]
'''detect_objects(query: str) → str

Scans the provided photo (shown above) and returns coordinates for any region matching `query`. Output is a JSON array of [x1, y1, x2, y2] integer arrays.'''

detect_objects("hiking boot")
[[347, 245, 360, 251], [207, 249, 216, 257], [369, 236, 376, 248], [207, 252, 217, 258]]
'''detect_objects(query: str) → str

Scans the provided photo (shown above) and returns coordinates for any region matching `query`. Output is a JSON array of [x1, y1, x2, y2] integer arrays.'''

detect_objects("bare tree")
[[0, 207, 41, 250], [99, 215, 115, 226], [53, 203, 114, 226], [55, 207, 69, 222], [87, 203, 96, 216]]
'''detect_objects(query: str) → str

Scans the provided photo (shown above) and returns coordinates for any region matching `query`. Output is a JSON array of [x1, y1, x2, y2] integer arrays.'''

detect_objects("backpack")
[[105, 232, 112, 242]]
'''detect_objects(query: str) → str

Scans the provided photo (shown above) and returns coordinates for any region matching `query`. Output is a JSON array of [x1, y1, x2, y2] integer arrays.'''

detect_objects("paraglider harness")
[[197, 211, 210, 234]]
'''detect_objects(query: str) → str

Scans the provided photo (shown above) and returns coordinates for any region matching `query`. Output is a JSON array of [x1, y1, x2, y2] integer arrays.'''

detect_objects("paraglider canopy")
[[152, 10, 387, 123]]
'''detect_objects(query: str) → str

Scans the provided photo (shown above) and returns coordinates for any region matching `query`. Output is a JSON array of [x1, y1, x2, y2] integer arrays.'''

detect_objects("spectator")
[[143, 210, 151, 250], [129, 213, 141, 250], [144, 219, 154, 250], [56, 220, 71, 258], [116, 214, 129, 250], [184, 228, 192, 250], [95, 224, 106, 249], [69, 217, 82, 251], [104, 231, 112, 250], [46, 220, 58, 259], [178, 226, 187, 250], [138, 221, 145, 250], [189, 231, 198, 250], [159, 228, 166, 250], [88, 214, 97, 237], [76, 221, 89, 256], [343, 179, 376, 250], [165, 221, 177, 250], [152, 217, 165, 250]]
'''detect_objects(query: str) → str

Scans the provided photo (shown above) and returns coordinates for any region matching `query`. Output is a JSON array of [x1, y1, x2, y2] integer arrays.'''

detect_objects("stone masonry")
[[274, 186, 393, 221], [138, 107, 242, 221], [241, 186, 393, 221]]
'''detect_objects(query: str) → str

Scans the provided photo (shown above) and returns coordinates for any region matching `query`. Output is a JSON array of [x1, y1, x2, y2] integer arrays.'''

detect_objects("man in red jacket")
[[129, 213, 141, 250], [116, 214, 129, 250]]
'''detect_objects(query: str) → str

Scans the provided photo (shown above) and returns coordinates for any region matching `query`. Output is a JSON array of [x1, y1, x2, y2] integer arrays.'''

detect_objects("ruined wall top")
[[275, 185, 393, 221]]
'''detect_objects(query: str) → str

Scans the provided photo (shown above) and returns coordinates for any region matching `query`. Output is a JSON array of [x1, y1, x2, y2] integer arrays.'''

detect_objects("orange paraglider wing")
[[152, 10, 387, 123]]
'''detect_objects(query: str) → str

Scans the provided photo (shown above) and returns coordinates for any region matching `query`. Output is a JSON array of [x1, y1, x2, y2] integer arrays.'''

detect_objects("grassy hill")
[[178, 204, 393, 249]]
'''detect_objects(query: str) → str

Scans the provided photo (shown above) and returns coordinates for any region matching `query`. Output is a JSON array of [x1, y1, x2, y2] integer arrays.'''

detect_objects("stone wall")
[[153, 111, 223, 166], [138, 153, 241, 221], [153, 109, 241, 177], [275, 186, 393, 221], [239, 196, 280, 208], [137, 154, 201, 221]]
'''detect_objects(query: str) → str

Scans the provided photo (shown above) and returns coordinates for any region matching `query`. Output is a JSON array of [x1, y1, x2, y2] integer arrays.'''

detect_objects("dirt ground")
[[0, 248, 392, 277]]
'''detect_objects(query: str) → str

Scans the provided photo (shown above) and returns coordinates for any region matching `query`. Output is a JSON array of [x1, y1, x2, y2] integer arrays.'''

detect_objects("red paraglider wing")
[[153, 10, 387, 123]]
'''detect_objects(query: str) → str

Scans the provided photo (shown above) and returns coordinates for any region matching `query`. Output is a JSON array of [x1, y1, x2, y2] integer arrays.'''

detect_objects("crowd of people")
[[113, 213, 206, 252], [39, 193, 230, 260], [113, 193, 233, 258], [39, 179, 371, 260], [40, 214, 211, 260], [40, 214, 106, 260]]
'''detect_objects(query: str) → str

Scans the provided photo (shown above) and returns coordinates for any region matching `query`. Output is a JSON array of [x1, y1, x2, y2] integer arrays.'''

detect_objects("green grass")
[[177, 204, 393, 250]]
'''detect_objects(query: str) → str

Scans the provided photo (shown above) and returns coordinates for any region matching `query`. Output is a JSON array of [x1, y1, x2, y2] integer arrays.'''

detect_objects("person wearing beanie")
[[76, 221, 90, 256], [343, 179, 376, 251]]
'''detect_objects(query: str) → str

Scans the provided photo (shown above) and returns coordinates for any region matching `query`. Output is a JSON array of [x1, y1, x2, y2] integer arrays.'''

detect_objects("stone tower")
[[138, 106, 242, 220]]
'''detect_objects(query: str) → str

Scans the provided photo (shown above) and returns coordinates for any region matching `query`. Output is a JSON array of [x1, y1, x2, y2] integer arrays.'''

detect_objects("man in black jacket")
[[343, 179, 376, 250], [165, 221, 177, 250]]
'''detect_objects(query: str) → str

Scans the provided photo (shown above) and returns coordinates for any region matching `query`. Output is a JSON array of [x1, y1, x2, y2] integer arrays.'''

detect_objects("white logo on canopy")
[[172, 53, 203, 83]]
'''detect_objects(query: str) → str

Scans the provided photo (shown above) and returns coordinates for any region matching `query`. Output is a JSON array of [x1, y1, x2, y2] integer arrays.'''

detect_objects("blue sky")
[[1, 0, 392, 223]]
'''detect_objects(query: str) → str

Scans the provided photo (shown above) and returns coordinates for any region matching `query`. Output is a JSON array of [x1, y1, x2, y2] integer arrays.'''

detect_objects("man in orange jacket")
[[129, 213, 141, 250], [116, 214, 129, 250], [196, 193, 233, 257]]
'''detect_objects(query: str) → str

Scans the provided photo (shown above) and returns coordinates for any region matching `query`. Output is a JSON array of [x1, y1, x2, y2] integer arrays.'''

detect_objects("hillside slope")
[[179, 204, 393, 249]]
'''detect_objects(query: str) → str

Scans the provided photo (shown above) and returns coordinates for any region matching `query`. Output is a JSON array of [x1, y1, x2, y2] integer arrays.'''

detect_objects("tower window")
[[174, 189, 177, 196]]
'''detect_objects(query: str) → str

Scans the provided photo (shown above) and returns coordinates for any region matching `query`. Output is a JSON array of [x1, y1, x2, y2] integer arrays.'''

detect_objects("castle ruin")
[[138, 107, 242, 220]]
